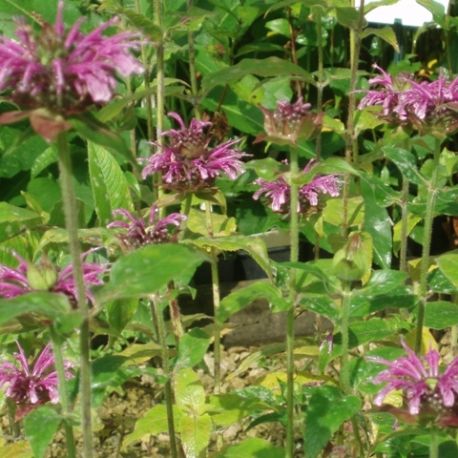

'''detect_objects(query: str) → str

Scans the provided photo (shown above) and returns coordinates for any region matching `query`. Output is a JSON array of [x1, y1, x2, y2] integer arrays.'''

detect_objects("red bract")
[[253, 160, 340, 214], [108, 206, 186, 249], [0, 342, 73, 419], [142, 112, 247, 192], [0, 0, 142, 113]]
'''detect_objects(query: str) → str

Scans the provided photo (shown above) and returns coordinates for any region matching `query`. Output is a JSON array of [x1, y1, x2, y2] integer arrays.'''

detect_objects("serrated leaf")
[[217, 438, 284, 458], [383, 146, 425, 185], [424, 301, 458, 329], [0, 292, 70, 327], [202, 57, 311, 92], [188, 235, 272, 279], [179, 412, 212, 458], [88, 142, 133, 225], [218, 281, 288, 324], [175, 328, 211, 369], [0, 202, 42, 242], [98, 244, 207, 301], [174, 367, 206, 410], [24, 406, 61, 458], [304, 386, 361, 458], [361, 27, 399, 52], [437, 252, 458, 289]]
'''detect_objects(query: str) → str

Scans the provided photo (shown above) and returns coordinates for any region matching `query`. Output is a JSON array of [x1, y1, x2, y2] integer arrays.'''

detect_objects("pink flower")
[[253, 160, 340, 214], [142, 112, 247, 192], [359, 64, 458, 132], [108, 206, 186, 249], [259, 97, 322, 144], [0, 342, 73, 419], [0, 253, 106, 304], [0, 0, 142, 113], [370, 340, 458, 417]]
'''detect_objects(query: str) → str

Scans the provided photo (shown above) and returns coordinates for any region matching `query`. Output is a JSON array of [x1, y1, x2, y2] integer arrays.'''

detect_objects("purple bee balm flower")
[[259, 97, 322, 145], [0, 0, 142, 114], [142, 112, 247, 192], [108, 206, 186, 249], [0, 342, 73, 419], [253, 160, 340, 214], [0, 252, 106, 305], [370, 340, 458, 418], [359, 64, 458, 133]]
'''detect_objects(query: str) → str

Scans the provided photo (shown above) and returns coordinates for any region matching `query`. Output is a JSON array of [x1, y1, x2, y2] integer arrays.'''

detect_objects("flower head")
[[260, 97, 322, 144], [370, 340, 458, 423], [253, 160, 340, 214], [0, 342, 73, 419], [359, 64, 458, 133], [0, 252, 106, 304], [0, 0, 142, 114], [142, 112, 247, 192], [108, 206, 186, 249]]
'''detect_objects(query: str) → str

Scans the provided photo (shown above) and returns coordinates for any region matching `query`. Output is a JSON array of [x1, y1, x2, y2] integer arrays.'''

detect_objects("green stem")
[[205, 202, 222, 391], [50, 329, 76, 458], [286, 147, 299, 458], [56, 133, 93, 458], [340, 286, 352, 392], [430, 430, 439, 458], [414, 140, 441, 353], [150, 299, 179, 458], [187, 0, 200, 118], [154, 0, 165, 208], [6, 398, 19, 438], [399, 176, 410, 272]]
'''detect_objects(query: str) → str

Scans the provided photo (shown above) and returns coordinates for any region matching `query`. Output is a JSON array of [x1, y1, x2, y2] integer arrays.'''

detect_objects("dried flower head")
[[359, 64, 458, 134], [0, 252, 106, 305], [0, 342, 73, 419], [253, 160, 340, 214], [108, 206, 186, 249], [142, 112, 247, 192], [0, 0, 142, 139], [259, 97, 322, 145], [370, 340, 458, 426]]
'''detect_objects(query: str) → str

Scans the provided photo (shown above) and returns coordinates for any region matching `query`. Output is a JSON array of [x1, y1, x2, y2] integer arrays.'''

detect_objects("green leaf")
[[383, 146, 424, 185], [437, 252, 458, 289], [335, 7, 363, 30], [424, 301, 458, 329], [218, 281, 288, 324], [0, 202, 42, 242], [304, 386, 361, 458], [107, 298, 138, 335], [361, 27, 399, 52], [361, 178, 392, 268], [175, 328, 211, 369], [179, 412, 212, 458], [0, 292, 70, 327], [174, 367, 206, 410], [296, 157, 361, 186], [202, 57, 311, 92], [189, 235, 272, 279], [0, 440, 32, 458], [98, 244, 207, 301], [122, 404, 183, 449], [87, 142, 133, 225], [24, 406, 61, 458], [218, 438, 285, 458], [121, 9, 162, 39]]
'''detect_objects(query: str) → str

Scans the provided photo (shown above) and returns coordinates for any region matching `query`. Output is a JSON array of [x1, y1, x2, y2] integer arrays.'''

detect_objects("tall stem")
[[56, 133, 93, 458], [286, 147, 299, 458], [154, 0, 165, 207], [204, 202, 222, 391], [50, 329, 76, 458], [150, 299, 179, 458], [430, 430, 439, 458], [399, 176, 410, 272], [340, 286, 352, 392], [342, 0, 365, 234], [415, 139, 441, 353]]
